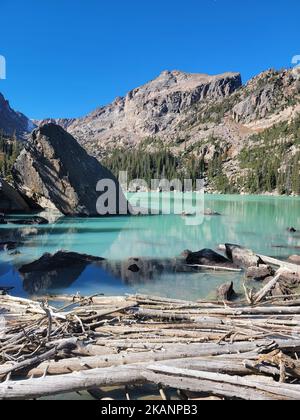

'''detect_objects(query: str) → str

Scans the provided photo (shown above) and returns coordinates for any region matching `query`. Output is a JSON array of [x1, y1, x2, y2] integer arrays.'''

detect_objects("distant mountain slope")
[[0, 93, 36, 139], [37, 71, 242, 156], [7, 68, 300, 194]]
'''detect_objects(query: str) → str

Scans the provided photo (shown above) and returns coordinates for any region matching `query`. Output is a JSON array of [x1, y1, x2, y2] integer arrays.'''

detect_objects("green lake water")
[[1, 194, 300, 301]]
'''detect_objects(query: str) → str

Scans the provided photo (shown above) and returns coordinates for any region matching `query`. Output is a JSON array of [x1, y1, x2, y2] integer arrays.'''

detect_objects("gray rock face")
[[232, 70, 297, 123], [0, 92, 36, 139], [13, 124, 129, 216], [182, 248, 236, 268], [0, 177, 31, 213], [225, 244, 265, 269], [38, 71, 242, 156]]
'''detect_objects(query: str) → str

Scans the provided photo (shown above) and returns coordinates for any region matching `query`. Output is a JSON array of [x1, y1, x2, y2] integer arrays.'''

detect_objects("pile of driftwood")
[[1, 285, 300, 400]]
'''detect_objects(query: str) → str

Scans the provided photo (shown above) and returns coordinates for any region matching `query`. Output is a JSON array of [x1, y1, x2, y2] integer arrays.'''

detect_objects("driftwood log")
[[1, 291, 300, 400]]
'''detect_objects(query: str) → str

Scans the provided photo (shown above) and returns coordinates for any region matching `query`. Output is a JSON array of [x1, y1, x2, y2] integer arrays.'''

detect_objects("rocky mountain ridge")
[[37, 70, 243, 157], [1, 67, 300, 195], [0, 93, 35, 139]]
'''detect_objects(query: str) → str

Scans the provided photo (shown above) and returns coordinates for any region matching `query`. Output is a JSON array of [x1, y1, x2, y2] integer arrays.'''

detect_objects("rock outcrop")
[[225, 244, 265, 269], [0, 92, 35, 139], [232, 70, 297, 123], [216, 282, 236, 301], [246, 265, 275, 281], [0, 177, 31, 213], [13, 124, 129, 216], [182, 249, 236, 268]]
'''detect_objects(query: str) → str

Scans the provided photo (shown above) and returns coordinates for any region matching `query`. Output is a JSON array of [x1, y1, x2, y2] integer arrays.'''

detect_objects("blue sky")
[[0, 0, 299, 119]]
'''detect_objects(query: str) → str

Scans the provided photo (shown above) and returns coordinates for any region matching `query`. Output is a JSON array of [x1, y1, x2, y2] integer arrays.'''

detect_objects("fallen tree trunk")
[[0, 365, 144, 400], [23, 341, 271, 377], [145, 364, 300, 400], [254, 271, 285, 304]]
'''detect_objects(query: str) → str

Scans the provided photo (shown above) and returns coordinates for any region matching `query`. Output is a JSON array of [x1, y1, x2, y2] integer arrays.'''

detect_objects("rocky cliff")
[[13, 124, 129, 216], [38, 71, 242, 157], [0, 93, 35, 139]]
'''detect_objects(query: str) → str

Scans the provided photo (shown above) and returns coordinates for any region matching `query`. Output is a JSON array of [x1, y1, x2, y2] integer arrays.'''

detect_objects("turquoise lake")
[[1, 194, 300, 301]]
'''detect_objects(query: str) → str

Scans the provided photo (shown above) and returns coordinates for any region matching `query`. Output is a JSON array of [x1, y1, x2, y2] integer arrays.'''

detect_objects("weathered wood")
[[143, 371, 277, 400], [23, 341, 270, 377], [2, 292, 300, 400], [186, 264, 242, 273], [254, 270, 286, 304], [145, 365, 300, 400], [0, 366, 144, 400], [258, 255, 300, 275], [0, 339, 78, 377]]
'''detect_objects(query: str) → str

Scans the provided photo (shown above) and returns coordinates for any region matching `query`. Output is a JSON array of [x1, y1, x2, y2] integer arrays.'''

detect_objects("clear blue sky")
[[0, 0, 299, 119]]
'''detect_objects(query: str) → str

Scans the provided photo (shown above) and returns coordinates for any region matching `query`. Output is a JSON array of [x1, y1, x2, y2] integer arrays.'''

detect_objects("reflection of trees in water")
[[108, 197, 300, 259], [9, 217, 131, 263]]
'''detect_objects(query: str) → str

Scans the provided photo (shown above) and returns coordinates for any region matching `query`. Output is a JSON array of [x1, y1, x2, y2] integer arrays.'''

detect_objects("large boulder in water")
[[225, 244, 265, 269], [13, 124, 129, 216], [246, 265, 275, 281], [182, 249, 236, 268], [0, 177, 31, 213]]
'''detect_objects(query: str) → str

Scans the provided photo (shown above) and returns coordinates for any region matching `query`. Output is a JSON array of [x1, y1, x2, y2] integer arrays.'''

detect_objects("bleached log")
[[15, 339, 300, 378], [0, 338, 78, 378], [258, 255, 300, 275], [146, 364, 300, 400], [0, 365, 144, 400], [18, 341, 276, 377], [254, 270, 286, 304], [144, 371, 277, 400], [186, 264, 242, 273]]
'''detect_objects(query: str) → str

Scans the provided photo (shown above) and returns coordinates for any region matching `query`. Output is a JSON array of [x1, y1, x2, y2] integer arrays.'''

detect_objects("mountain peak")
[[0, 92, 36, 139]]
